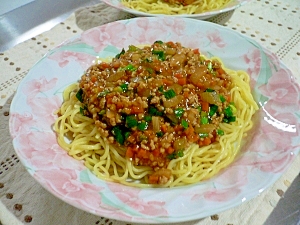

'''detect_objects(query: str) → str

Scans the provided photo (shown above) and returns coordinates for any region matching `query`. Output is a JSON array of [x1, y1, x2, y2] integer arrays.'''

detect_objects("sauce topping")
[[78, 41, 235, 183]]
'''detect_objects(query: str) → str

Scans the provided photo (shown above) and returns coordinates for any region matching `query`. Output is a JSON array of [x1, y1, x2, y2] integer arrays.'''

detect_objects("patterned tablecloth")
[[0, 0, 299, 224]]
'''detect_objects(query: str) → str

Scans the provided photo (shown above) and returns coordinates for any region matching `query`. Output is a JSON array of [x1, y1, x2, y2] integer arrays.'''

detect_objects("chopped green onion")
[[124, 64, 136, 71], [154, 40, 164, 44], [79, 107, 85, 116], [177, 150, 184, 157], [156, 131, 164, 137], [76, 89, 84, 103], [220, 95, 226, 103], [144, 115, 152, 122], [120, 83, 128, 92], [167, 153, 176, 160], [126, 115, 138, 128], [174, 108, 184, 118], [148, 106, 157, 116], [217, 129, 224, 136], [228, 116, 236, 122], [200, 56, 206, 63], [98, 90, 110, 97], [197, 106, 202, 113], [98, 109, 106, 116], [124, 131, 131, 140], [137, 121, 148, 131], [167, 150, 184, 160], [229, 103, 237, 114], [199, 133, 209, 138], [146, 67, 153, 73], [138, 134, 148, 141], [158, 85, 164, 92], [112, 126, 126, 145], [207, 61, 213, 71], [223, 116, 236, 123], [115, 48, 125, 59], [209, 104, 218, 117], [164, 89, 176, 99], [152, 50, 166, 61], [201, 116, 209, 125], [205, 88, 215, 92], [148, 106, 163, 116], [224, 106, 233, 117], [128, 45, 138, 51], [181, 119, 189, 129]]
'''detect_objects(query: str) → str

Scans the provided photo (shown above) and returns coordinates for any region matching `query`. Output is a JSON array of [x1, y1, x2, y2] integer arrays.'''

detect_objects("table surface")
[[1, 0, 300, 224]]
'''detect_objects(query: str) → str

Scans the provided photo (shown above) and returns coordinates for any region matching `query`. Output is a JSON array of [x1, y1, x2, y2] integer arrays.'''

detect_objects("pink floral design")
[[235, 150, 296, 174], [243, 48, 261, 87], [81, 17, 193, 53], [107, 182, 168, 217], [22, 76, 58, 98], [34, 169, 103, 211], [15, 128, 84, 170], [259, 68, 300, 113], [48, 51, 96, 70], [192, 166, 248, 202], [28, 95, 61, 123], [126, 19, 172, 45], [21, 77, 61, 125], [206, 30, 226, 49], [9, 112, 36, 138], [265, 50, 281, 70], [202, 187, 242, 202], [81, 22, 128, 52]]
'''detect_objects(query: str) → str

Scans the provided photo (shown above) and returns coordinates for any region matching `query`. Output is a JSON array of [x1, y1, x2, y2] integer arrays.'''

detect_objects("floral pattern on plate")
[[9, 17, 300, 223]]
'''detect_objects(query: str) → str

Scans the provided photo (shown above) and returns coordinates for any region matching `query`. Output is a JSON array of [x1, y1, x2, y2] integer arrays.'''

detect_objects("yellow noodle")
[[53, 55, 258, 188], [121, 0, 231, 15]]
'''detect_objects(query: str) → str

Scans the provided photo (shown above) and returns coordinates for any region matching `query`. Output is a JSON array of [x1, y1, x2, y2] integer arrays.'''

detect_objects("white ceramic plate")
[[9, 17, 300, 223], [102, 0, 251, 19]]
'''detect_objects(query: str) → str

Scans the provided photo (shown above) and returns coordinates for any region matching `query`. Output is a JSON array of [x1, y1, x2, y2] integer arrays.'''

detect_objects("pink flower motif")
[[246, 129, 277, 154], [259, 68, 300, 112], [9, 112, 36, 138], [48, 51, 96, 70], [213, 166, 249, 187], [107, 182, 168, 217], [34, 169, 103, 211], [160, 17, 186, 36], [81, 22, 127, 52], [235, 109, 298, 173], [14, 129, 58, 160], [265, 50, 281, 70], [30, 144, 85, 171], [235, 146, 296, 174], [202, 187, 242, 202], [206, 30, 226, 49], [243, 48, 261, 85], [126, 18, 175, 45], [261, 112, 299, 148], [255, 151, 295, 173], [192, 166, 248, 202], [26, 95, 61, 125], [22, 77, 58, 97]]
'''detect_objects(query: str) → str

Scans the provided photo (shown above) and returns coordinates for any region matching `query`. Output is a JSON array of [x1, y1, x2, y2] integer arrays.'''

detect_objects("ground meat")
[[77, 40, 235, 184]]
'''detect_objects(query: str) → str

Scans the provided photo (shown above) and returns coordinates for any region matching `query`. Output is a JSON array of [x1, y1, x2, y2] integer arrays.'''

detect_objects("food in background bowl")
[[121, 0, 231, 15]]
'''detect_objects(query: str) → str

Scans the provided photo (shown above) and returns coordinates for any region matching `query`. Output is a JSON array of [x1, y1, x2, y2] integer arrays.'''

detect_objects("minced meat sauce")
[[77, 41, 236, 184]]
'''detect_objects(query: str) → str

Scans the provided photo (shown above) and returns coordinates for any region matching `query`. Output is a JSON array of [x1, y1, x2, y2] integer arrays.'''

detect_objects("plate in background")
[[101, 0, 251, 19]]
